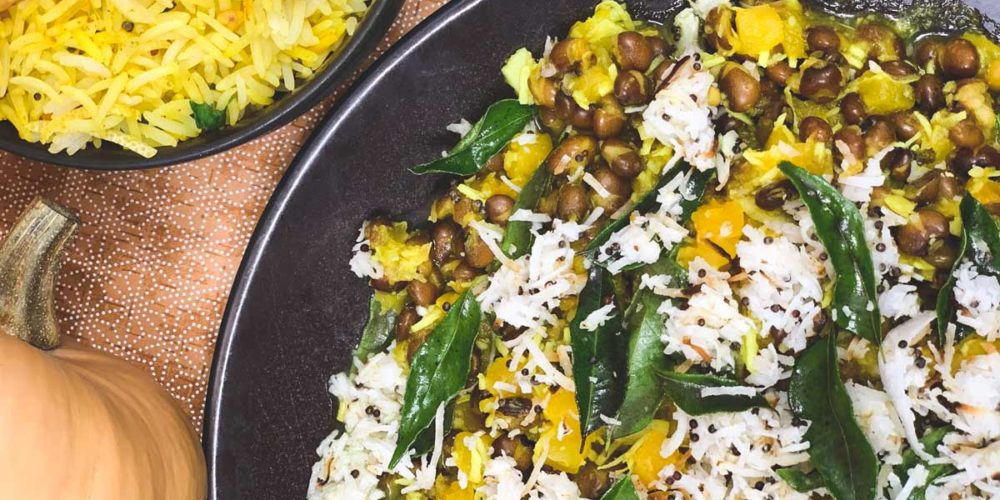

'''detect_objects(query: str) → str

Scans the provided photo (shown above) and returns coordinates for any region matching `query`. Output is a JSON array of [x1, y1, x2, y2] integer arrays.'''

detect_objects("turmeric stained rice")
[[0, 0, 370, 157]]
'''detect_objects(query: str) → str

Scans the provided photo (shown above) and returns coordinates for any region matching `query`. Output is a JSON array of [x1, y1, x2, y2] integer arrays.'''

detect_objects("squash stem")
[[0, 199, 78, 350]]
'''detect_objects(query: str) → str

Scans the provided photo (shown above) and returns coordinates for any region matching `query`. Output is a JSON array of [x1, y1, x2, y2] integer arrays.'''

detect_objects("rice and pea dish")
[[309, 1, 1000, 498], [0, 0, 370, 157]]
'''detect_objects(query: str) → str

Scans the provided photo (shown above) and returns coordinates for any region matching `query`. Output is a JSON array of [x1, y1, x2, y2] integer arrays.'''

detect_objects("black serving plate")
[[0, 0, 403, 170], [204, 0, 1000, 498]]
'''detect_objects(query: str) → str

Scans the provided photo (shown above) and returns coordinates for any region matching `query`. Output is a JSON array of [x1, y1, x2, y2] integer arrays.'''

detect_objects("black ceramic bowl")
[[0, 0, 403, 170], [204, 0, 1000, 498]]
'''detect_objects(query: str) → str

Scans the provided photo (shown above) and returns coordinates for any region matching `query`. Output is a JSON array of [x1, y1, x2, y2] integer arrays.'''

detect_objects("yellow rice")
[[0, 0, 370, 157]]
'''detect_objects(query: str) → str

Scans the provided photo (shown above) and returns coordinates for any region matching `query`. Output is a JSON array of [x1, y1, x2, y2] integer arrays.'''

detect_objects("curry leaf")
[[657, 371, 768, 415], [611, 252, 686, 439], [410, 99, 534, 176], [776, 468, 824, 493], [500, 166, 554, 259], [190, 102, 225, 131], [897, 427, 950, 473], [936, 226, 969, 344], [611, 289, 668, 439], [789, 333, 878, 500], [571, 266, 628, 438], [937, 194, 1000, 342], [410, 403, 456, 456], [601, 476, 640, 500], [609, 172, 712, 436], [390, 290, 482, 467], [585, 161, 708, 255], [779, 162, 881, 344], [894, 427, 955, 500], [354, 293, 401, 362]]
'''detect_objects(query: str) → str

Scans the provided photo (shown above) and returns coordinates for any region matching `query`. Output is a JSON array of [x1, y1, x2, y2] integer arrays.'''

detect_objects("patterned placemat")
[[0, 0, 447, 433]]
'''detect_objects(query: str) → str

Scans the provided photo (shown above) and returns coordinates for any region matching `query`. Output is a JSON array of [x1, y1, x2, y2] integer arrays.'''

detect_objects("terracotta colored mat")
[[0, 0, 447, 432]]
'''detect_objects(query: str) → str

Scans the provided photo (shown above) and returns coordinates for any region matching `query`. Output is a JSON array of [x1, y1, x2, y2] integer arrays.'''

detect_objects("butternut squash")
[[0, 199, 206, 500]]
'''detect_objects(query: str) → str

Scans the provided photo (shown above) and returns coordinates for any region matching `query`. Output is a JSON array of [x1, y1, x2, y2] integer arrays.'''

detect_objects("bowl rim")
[[202, 0, 483, 496], [0, 0, 405, 170]]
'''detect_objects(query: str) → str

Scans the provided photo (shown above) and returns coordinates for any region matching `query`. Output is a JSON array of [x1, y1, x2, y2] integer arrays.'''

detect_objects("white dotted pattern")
[[0, 0, 445, 433]]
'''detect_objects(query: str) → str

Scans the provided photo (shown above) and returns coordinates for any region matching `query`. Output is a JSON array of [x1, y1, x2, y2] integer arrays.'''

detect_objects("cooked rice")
[[0, 0, 370, 156], [837, 146, 889, 203], [656, 397, 812, 499], [736, 225, 825, 354], [308, 345, 412, 500]]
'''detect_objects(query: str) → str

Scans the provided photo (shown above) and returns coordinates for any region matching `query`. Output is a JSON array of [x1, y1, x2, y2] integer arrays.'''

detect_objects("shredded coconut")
[[864, 207, 905, 284], [879, 284, 921, 320], [600, 414, 623, 426], [401, 403, 447, 493], [528, 470, 585, 499], [746, 344, 794, 388], [506, 333, 576, 391], [656, 398, 811, 499], [477, 456, 525, 500], [879, 312, 936, 461], [661, 258, 756, 371], [845, 382, 906, 465], [928, 436, 1000, 498], [782, 200, 836, 277], [701, 385, 757, 398], [579, 303, 617, 332], [941, 352, 1000, 442], [642, 56, 719, 173], [736, 225, 825, 354], [583, 172, 612, 199], [953, 261, 1000, 340], [596, 165, 691, 274], [893, 463, 929, 500], [509, 209, 552, 225], [446, 118, 473, 137], [673, 9, 703, 55], [308, 347, 411, 500], [477, 218, 591, 330], [715, 129, 740, 187]]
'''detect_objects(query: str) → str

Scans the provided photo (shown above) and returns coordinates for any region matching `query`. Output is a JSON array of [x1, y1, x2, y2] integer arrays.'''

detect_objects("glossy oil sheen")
[[205, 0, 999, 498], [0, 0, 403, 170]]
